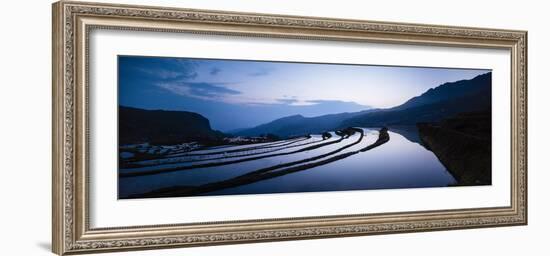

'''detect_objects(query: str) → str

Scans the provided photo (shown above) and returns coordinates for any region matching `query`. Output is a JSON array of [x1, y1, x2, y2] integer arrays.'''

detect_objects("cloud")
[[273, 98, 370, 108], [130, 57, 199, 80], [209, 67, 222, 75], [276, 98, 299, 105], [305, 100, 336, 104], [305, 99, 371, 108], [274, 97, 317, 106], [248, 70, 271, 77], [157, 82, 241, 101], [134, 58, 242, 103], [138, 68, 198, 80]]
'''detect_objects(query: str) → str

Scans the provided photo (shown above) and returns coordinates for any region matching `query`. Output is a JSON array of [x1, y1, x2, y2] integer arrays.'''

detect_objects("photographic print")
[[117, 56, 492, 199]]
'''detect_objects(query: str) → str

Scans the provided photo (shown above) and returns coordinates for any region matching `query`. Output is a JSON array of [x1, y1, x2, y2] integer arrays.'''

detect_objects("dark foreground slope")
[[119, 106, 224, 145], [417, 111, 491, 185]]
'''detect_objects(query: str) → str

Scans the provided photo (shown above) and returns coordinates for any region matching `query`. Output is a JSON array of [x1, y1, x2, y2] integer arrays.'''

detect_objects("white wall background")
[[0, 0, 547, 255]]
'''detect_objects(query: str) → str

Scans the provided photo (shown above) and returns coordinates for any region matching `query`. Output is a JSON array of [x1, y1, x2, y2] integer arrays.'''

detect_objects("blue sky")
[[118, 56, 489, 131]]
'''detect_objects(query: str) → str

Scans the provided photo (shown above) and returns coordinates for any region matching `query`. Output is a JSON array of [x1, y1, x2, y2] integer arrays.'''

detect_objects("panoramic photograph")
[[117, 56, 492, 199]]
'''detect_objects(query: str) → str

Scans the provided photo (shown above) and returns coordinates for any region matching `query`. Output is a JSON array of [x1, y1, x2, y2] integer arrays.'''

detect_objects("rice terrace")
[[118, 56, 492, 199]]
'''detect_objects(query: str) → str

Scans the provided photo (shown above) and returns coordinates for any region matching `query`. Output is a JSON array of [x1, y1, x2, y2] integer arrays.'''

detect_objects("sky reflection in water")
[[118, 128, 456, 198]]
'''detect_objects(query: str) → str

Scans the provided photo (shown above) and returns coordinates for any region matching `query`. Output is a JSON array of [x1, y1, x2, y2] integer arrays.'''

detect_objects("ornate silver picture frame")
[[52, 1, 527, 255]]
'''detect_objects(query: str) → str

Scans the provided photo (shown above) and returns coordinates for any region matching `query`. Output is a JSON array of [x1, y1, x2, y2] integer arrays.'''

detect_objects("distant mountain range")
[[237, 72, 491, 137], [234, 110, 376, 138], [119, 72, 491, 142], [119, 106, 224, 145]]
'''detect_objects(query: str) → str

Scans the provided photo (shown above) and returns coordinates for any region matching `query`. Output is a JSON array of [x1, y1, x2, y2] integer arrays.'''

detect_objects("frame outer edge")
[[52, 1, 65, 255], [521, 31, 528, 225], [54, 1, 528, 254]]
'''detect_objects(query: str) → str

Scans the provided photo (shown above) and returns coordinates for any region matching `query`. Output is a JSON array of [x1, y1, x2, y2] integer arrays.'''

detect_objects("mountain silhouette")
[[235, 72, 491, 137], [235, 110, 375, 138], [119, 106, 224, 145], [120, 72, 491, 141], [342, 72, 491, 127]]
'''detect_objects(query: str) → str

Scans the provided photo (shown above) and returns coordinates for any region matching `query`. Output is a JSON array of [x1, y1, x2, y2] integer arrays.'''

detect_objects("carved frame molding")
[[52, 1, 527, 255]]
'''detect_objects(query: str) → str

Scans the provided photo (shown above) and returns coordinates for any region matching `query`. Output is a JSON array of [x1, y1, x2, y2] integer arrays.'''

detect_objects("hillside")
[[236, 72, 491, 137], [119, 106, 224, 145], [235, 110, 375, 138], [417, 111, 491, 185], [342, 72, 491, 127]]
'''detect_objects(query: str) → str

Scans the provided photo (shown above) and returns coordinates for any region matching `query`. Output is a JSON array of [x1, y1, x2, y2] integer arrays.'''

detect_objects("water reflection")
[[119, 128, 457, 198], [208, 129, 456, 196], [389, 125, 424, 145]]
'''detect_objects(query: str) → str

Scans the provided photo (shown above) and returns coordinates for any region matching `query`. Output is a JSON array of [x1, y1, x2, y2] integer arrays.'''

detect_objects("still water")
[[118, 127, 457, 198]]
